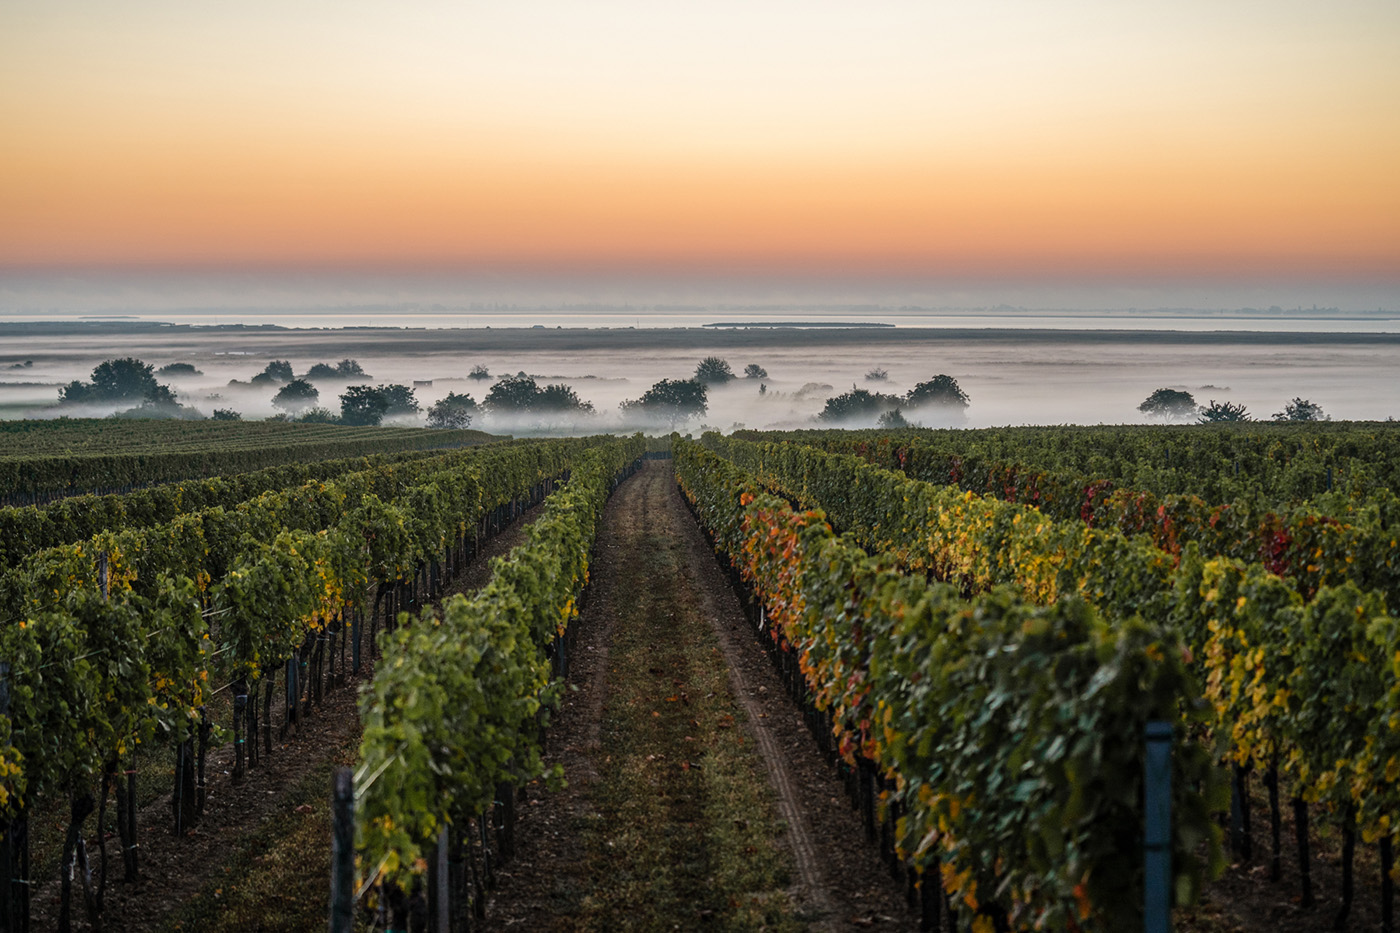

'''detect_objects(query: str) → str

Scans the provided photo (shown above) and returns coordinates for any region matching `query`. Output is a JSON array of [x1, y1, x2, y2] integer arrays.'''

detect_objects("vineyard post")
[[352, 606, 362, 674], [432, 828, 449, 933], [328, 767, 354, 933], [1144, 721, 1172, 933], [233, 684, 247, 784]]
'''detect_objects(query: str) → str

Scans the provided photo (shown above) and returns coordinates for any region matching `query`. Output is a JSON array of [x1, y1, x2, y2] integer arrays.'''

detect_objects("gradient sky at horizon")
[[2, 1, 1398, 304]]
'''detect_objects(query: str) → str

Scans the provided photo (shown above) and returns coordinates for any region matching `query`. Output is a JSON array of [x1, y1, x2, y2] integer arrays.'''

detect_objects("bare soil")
[[481, 461, 918, 932], [1178, 773, 1393, 933]]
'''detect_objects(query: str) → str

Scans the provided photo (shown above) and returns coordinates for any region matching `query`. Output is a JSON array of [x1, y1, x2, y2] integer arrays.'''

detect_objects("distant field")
[[0, 418, 499, 502]]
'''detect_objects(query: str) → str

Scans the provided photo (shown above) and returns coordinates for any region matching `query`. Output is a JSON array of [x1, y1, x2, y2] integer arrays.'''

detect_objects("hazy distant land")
[[2, 320, 1397, 427]]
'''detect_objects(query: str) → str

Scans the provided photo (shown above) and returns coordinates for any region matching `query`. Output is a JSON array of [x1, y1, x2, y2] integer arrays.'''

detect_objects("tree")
[[306, 358, 369, 380], [114, 384, 202, 420], [620, 379, 707, 426], [211, 409, 242, 421], [535, 383, 594, 413], [426, 392, 477, 429], [91, 358, 161, 399], [59, 358, 161, 404], [303, 363, 340, 380], [294, 407, 341, 424], [1198, 400, 1251, 423], [1138, 388, 1198, 421], [250, 360, 294, 385], [878, 406, 911, 428], [694, 357, 735, 384], [340, 385, 390, 426], [468, 364, 491, 381], [272, 379, 319, 413], [865, 367, 889, 382], [905, 375, 969, 409], [156, 362, 202, 376], [744, 364, 768, 379], [378, 384, 420, 416], [1273, 397, 1328, 422], [484, 374, 540, 413], [818, 386, 900, 423], [144, 383, 179, 407]]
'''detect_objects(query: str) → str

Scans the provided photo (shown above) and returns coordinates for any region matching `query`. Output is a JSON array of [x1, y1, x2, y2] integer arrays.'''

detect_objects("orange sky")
[[2, 1, 1398, 282]]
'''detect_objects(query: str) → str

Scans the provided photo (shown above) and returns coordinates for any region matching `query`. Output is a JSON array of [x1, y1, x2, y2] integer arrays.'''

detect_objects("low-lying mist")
[[1, 328, 1397, 429]]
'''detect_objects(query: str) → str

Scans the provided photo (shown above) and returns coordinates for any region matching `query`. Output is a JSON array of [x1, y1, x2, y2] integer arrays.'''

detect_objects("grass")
[[157, 731, 359, 933], [566, 522, 799, 932]]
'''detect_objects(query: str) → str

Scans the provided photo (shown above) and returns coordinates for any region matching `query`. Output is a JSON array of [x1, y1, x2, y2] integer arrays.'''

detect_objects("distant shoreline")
[[0, 321, 1396, 354], [702, 321, 897, 328]]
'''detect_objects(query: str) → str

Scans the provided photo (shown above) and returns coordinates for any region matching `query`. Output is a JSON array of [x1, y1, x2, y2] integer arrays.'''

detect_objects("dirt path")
[[484, 461, 917, 932], [30, 499, 552, 933]]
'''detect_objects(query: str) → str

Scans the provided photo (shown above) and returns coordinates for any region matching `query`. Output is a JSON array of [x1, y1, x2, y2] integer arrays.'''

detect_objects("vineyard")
[[0, 419, 497, 505], [691, 424, 1400, 930], [0, 420, 1395, 931]]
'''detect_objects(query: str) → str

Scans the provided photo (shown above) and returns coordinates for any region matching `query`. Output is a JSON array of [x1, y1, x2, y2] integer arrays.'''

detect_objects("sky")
[[2, 1, 1398, 308]]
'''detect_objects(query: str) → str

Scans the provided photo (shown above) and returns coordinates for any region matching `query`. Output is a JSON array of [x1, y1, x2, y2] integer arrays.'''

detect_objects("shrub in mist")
[[905, 375, 969, 410], [305, 358, 370, 380], [818, 386, 900, 423], [1198, 400, 1251, 423], [340, 385, 391, 426], [620, 378, 708, 427], [379, 384, 421, 416], [427, 392, 478, 429], [1138, 388, 1198, 421], [114, 384, 203, 420], [484, 375, 592, 415], [272, 378, 320, 413], [294, 407, 342, 424], [250, 360, 294, 385], [59, 357, 164, 405], [694, 357, 736, 384], [878, 406, 911, 428], [1273, 398, 1328, 422], [744, 363, 768, 379], [535, 383, 594, 413]]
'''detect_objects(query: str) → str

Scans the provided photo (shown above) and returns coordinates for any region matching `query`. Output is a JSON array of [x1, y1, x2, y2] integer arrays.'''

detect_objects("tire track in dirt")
[[660, 472, 841, 928], [487, 460, 915, 932]]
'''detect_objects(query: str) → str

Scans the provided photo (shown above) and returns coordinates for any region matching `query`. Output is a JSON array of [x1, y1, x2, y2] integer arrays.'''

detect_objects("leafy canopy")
[[250, 360, 294, 385], [1273, 397, 1328, 422], [1138, 388, 1198, 421], [621, 378, 707, 425], [484, 374, 591, 414], [426, 392, 477, 429], [905, 374, 969, 409], [340, 385, 391, 426], [304, 358, 369, 380], [694, 357, 736, 384], [1197, 400, 1250, 423], [818, 386, 900, 423], [272, 379, 320, 412], [59, 358, 163, 404]]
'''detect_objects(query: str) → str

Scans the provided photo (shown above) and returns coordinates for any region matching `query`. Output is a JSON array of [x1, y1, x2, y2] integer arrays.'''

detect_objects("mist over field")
[[2, 322, 1397, 428]]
